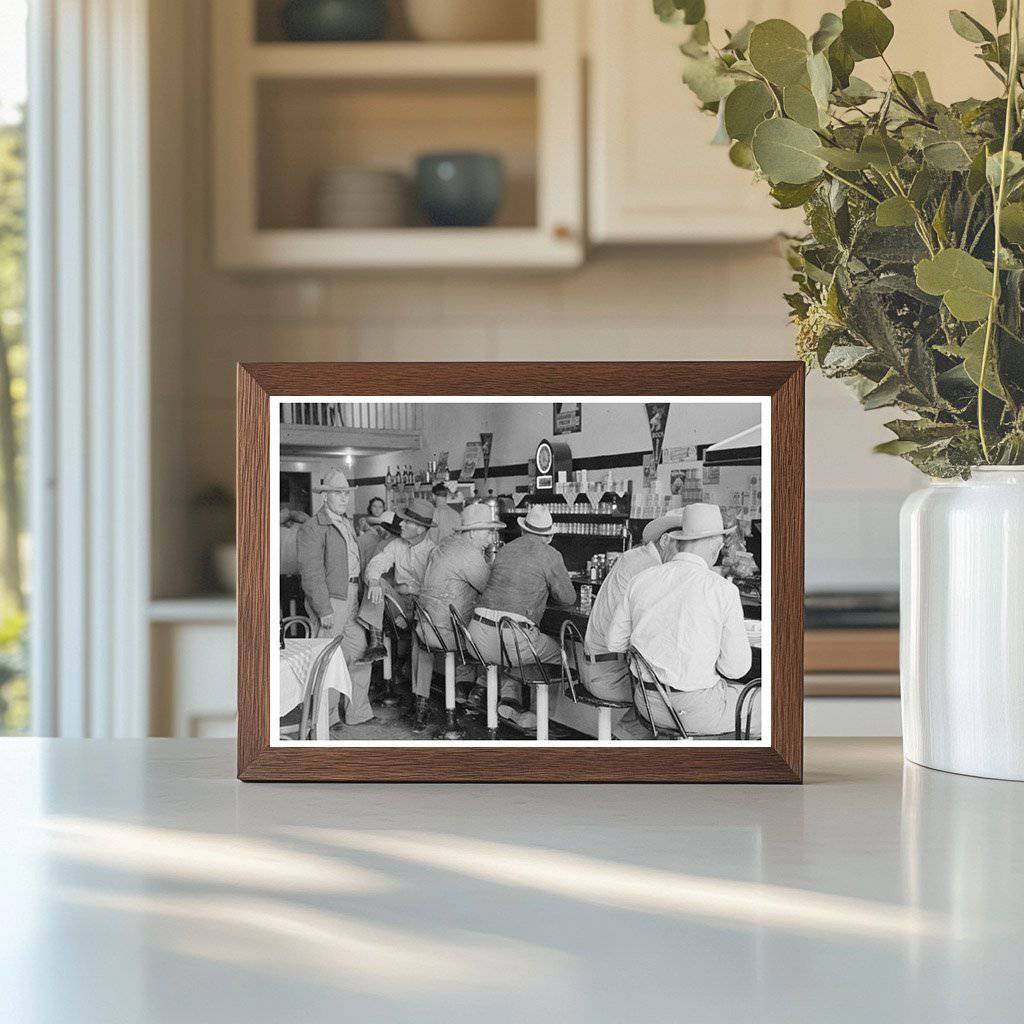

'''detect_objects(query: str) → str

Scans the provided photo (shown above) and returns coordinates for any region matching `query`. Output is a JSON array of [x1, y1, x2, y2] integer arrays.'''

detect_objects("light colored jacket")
[[297, 508, 359, 616]]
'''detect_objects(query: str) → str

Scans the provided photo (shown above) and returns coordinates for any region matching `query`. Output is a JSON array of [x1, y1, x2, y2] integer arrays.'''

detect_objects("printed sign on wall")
[[553, 403, 582, 435]]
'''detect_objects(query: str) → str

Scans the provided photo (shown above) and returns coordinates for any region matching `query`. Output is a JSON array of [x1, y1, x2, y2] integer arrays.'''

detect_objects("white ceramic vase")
[[900, 467, 1024, 780]]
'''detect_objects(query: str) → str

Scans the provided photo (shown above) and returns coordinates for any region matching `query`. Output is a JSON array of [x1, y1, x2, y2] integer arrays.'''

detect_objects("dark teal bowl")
[[415, 152, 505, 228], [281, 0, 388, 42]]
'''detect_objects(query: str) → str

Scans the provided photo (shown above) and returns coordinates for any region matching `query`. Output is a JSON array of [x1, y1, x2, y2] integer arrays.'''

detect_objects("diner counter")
[[3, 738, 1022, 1023]]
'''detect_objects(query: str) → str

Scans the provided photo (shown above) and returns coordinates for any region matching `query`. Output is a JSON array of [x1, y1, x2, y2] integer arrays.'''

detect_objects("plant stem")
[[821, 167, 879, 203], [979, 0, 1021, 463]]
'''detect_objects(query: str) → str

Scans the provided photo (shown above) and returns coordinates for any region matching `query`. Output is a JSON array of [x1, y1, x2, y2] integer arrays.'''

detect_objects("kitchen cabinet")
[[587, 0, 999, 244]]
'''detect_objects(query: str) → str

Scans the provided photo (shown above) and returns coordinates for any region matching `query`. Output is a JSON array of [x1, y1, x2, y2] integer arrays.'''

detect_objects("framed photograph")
[[238, 362, 804, 782]]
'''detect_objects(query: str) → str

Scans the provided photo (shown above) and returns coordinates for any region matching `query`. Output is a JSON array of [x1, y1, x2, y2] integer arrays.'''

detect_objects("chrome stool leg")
[[486, 664, 499, 740], [380, 635, 398, 707], [535, 683, 549, 742], [439, 651, 465, 740], [597, 706, 613, 742]]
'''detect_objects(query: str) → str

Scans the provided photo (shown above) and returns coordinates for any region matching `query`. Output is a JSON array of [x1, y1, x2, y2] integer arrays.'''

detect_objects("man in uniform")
[[469, 506, 576, 731], [580, 509, 689, 738], [606, 503, 755, 737], [296, 469, 373, 726], [362, 497, 438, 716], [427, 482, 461, 546], [411, 503, 504, 731]]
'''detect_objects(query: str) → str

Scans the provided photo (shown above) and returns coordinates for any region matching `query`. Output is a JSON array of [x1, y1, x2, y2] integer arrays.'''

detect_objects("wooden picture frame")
[[238, 362, 804, 782]]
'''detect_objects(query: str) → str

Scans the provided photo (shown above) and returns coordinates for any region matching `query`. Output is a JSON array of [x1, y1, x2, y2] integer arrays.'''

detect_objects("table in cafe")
[[279, 638, 353, 740]]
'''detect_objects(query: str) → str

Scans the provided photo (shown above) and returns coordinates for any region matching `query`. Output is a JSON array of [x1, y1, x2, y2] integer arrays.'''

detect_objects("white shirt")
[[365, 535, 438, 593], [584, 542, 661, 654], [606, 551, 751, 692]]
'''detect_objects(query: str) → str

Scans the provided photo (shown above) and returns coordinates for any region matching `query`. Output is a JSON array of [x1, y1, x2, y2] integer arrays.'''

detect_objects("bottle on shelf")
[[385, 465, 395, 491]]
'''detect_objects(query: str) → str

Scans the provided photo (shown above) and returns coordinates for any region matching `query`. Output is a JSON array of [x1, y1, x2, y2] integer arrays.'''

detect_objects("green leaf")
[[986, 150, 1024, 190], [807, 51, 833, 110], [909, 165, 936, 205], [814, 145, 872, 170], [783, 83, 822, 129], [958, 325, 1007, 398], [923, 141, 973, 171], [723, 81, 775, 143], [842, 1, 894, 60], [770, 179, 820, 209], [884, 418, 963, 443], [724, 20, 755, 53], [875, 196, 918, 228], [654, 0, 705, 25], [681, 55, 736, 103], [752, 117, 827, 184], [993, 1, 1008, 24], [862, 374, 902, 410], [1000, 202, 1024, 242], [860, 133, 905, 173], [827, 35, 855, 89], [836, 75, 877, 104], [810, 12, 843, 54], [915, 249, 994, 321], [728, 140, 758, 169], [967, 143, 992, 194], [748, 19, 810, 87], [948, 10, 993, 44], [874, 439, 921, 456], [912, 71, 935, 105]]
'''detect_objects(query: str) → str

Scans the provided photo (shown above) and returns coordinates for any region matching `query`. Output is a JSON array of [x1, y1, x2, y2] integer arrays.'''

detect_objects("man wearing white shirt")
[[606, 503, 756, 737]]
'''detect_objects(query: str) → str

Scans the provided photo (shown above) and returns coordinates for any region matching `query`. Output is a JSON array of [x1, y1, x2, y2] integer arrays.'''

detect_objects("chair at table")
[[735, 679, 762, 740], [498, 616, 557, 741], [560, 620, 632, 742], [298, 635, 346, 740], [626, 646, 688, 740], [450, 606, 500, 740], [281, 615, 312, 639], [412, 598, 464, 740]]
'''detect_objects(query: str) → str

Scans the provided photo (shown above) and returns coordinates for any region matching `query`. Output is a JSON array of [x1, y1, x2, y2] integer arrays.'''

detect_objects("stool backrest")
[[281, 615, 312, 639], [449, 605, 485, 666], [498, 616, 553, 688], [559, 619, 585, 704], [412, 598, 452, 653], [735, 678, 761, 740], [381, 593, 406, 642], [299, 634, 345, 740], [626, 646, 689, 739]]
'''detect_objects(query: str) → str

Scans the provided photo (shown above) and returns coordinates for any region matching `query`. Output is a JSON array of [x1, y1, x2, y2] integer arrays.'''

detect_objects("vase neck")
[[969, 467, 1024, 485]]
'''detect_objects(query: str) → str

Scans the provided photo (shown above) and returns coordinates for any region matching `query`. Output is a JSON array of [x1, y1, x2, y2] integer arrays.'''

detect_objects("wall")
[[152, 0, 922, 597]]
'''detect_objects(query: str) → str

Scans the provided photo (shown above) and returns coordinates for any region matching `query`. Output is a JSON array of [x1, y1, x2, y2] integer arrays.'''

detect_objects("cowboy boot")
[[411, 695, 431, 734], [358, 627, 388, 663]]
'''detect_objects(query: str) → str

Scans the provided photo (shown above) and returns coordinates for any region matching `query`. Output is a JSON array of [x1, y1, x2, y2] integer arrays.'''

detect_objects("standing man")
[[580, 509, 688, 738], [296, 469, 373, 726], [606, 503, 755, 737], [362, 498, 439, 714], [411, 503, 504, 731], [428, 482, 460, 546], [469, 506, 576, 730]]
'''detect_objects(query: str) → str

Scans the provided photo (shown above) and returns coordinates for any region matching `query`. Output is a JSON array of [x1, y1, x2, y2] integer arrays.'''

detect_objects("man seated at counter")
[[581, 508, 690, 739], [412, 504, 505, 731], [469, 506, 577, 732], [361, 498, 439, 703], [606, 503, 757, 738], [428, 482, 461, 546]]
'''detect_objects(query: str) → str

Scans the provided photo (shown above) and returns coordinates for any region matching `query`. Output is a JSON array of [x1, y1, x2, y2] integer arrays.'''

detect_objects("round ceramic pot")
[[900, 467, 1024, 780], [415, 152, 504, 227], [280, 0, 388, 42], [403, 0, 534, 42]]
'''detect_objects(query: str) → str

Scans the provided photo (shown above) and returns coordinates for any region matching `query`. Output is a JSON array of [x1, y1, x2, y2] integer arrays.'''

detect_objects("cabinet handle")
[[553, 224, 574, 241]]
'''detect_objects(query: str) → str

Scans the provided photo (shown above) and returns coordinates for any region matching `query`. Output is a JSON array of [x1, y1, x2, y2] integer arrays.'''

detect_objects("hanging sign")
[[645, 403, 671, 466]]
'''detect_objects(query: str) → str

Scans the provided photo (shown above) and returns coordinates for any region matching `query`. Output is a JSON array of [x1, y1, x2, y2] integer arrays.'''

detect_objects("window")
[[0, 0, 28, 734]]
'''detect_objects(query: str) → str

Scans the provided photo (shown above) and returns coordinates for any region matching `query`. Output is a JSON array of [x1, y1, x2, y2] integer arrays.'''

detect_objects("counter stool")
[[373, 594, 405, 708], [413, 599, 463, 740], [450, 607, 500, 740], [498, 616, 557, 741], [735, 679, 762, 740], [560, 620, 632, 742], [626, 646, 688, 740]]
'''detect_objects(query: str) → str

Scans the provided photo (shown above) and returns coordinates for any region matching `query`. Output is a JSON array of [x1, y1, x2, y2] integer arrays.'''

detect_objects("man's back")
[[585, 542, 660, 653], [477, 534, 576, 624], [419, 535, 490, 624]]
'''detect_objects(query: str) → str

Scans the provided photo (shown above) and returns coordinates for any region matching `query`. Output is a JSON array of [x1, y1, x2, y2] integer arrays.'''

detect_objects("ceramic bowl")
[[281, 0, 388, 42], [403, 0, 534, 42], [414, 152, 504, 228]]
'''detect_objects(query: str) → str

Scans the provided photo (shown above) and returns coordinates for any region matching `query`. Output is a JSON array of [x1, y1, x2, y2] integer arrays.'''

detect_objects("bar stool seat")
[[560, 620, 631, 741], [498, 616, 558, 741]]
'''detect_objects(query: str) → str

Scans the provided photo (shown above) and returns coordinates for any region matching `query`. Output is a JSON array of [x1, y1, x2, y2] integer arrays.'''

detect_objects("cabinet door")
[[589, 1, 814, 243]]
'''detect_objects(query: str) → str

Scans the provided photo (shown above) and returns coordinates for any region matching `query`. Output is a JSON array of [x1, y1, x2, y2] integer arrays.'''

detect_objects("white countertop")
[[2, 738, 1021, 1023]]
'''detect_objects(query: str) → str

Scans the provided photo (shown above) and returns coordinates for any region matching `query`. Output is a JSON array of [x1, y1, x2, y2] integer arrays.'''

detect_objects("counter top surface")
[[2, 738, 1021, 1023]]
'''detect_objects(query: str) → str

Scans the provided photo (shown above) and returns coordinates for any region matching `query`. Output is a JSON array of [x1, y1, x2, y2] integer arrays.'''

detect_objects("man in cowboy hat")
[[357, 505, 399, 570], [469, 505, 577, 730], [606, 503, 756, 737], [427, 482, 461, 546], [362, 497, 439, 702], [579, 509, 691, 738], [410, 503, 505, 731], [296, 468, 373, 726]]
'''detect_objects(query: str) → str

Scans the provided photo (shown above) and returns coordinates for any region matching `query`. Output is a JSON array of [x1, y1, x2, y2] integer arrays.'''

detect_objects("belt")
[[584, 651, 625, 663], [473, 612, 536, 629]]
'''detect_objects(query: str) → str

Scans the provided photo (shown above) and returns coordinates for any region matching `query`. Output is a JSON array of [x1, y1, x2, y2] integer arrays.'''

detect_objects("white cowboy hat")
[[664, 503, 735, 542], [642, 508, 688, 545], [314, 469, 353, 493], [517, 506, 555, 536], [457, 504, 506, 532]]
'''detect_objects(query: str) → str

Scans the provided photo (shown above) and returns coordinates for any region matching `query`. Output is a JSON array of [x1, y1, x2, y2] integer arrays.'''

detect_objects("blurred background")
[[0, 0, 998, 740]]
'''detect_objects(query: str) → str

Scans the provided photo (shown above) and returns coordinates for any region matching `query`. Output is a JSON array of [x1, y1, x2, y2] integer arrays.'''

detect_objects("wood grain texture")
[[236, 361, 805, 783]]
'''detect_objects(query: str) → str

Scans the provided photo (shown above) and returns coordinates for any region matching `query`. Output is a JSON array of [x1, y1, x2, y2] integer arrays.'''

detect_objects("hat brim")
[[397, 509, 434, 528], [666, 525, 736, 542], [642, 515, 686, 545], [458, 521, 506, 532], [314, 484, 353, 493], [517, 515, 554, 536]]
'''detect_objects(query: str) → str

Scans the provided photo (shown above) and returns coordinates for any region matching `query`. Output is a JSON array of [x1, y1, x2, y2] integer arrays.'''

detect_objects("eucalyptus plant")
[[658, 0, 1024, 474]]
